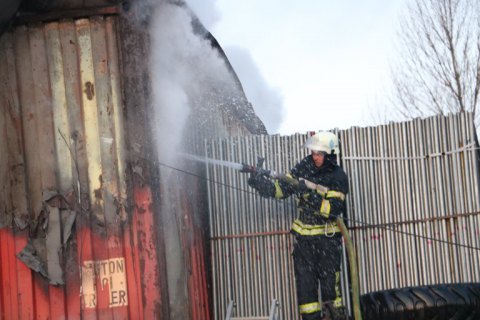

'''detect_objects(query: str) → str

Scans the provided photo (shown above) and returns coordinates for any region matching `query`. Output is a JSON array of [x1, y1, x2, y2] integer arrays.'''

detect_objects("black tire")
[[360, 283, 480, 320]]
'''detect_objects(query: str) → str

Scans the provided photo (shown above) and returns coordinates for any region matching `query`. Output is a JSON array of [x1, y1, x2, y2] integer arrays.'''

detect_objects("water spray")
[[180, 153, 329, 195], [180, 153, 246, 171], [182, 153, 287, 179]]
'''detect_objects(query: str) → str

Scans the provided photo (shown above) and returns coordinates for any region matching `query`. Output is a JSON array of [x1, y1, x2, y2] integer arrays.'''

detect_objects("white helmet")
[[303, 131, 340, 155]]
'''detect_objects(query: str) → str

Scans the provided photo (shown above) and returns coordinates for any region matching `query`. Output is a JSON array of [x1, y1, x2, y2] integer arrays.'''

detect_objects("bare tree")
[[390, 0, 480, 125]]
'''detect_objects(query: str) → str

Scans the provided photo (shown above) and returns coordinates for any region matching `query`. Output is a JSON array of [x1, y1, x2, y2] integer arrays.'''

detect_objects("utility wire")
[[344, 216, 480, 251], [158, 161, 480, 252], [159, 161, 254, 195]]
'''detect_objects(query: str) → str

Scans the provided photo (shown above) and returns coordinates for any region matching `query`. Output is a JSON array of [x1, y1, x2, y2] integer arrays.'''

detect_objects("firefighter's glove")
[[248, 172, 271, 190], [248, 173, 277, 198]]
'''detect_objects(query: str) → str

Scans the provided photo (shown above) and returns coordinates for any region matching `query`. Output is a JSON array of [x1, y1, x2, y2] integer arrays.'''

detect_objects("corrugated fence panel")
[[340, 113, 480, 295], [0, 16, 164, 319], [206, 112, 480, 319]]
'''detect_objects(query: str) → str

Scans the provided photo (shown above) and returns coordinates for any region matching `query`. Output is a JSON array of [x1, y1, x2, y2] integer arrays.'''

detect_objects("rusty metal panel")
[[19, 0, 121, 12], [0, 28, 36, 320], [0, 15, 167, 319]]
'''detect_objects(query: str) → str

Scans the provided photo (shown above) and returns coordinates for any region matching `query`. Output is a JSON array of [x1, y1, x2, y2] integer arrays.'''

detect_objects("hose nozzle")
[[240, 163, 256, 173], [239, 157, 268, 175]]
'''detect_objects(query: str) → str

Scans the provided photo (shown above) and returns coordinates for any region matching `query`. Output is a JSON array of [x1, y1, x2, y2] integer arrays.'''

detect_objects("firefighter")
[[247, 131, 349, 320]]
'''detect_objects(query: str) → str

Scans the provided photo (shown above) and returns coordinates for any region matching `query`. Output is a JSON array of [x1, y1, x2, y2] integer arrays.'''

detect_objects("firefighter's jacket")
[[248, 154, 349, 236]]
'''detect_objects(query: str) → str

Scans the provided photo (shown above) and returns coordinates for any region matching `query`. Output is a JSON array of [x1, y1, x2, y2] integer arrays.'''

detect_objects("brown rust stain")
[[94, 188, 102, 200], [84, 81, 95, 100], [94, 174, 104, 200], [137, 205, 146, 215]]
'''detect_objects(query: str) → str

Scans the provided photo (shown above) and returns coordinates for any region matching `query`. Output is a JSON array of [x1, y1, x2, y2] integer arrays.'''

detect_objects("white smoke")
[[149, 4, 231, 318], [150, 2, 227, 164]]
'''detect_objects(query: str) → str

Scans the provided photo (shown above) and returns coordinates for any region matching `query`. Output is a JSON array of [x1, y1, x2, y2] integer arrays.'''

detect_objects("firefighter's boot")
[[322, 301, 348, 320]]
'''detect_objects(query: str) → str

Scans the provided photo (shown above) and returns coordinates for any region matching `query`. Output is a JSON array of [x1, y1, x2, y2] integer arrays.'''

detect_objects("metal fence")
[[339, 113, 480, 293], [205, 112, 480, 320]]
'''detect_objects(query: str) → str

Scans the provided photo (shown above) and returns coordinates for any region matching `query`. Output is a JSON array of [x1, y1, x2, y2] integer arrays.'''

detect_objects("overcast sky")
[[186, 0, 410, 135]]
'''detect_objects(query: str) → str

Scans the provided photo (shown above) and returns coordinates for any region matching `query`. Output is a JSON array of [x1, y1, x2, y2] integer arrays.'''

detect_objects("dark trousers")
[[293, 235, 343, 319]]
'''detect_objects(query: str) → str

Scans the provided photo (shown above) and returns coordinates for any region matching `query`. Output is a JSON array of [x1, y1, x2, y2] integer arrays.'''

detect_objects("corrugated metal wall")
[[0, 16, 166, 319], [0, 7, 269, 319], [205, 112, 480, 319], [340, 112, 480, 293]]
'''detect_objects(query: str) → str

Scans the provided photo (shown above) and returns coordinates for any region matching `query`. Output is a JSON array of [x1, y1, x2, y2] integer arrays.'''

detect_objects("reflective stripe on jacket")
[[291, 219, 341, 236]]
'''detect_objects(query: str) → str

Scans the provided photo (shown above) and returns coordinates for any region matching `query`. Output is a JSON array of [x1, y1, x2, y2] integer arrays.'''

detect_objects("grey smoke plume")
[[223, 46, 284, 133], [183, 0, 221, 29]]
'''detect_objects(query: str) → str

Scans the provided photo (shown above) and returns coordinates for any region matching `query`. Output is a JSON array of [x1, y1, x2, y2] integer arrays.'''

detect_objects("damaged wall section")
[[0, 15, 146, 319], [0, 2, 269, 319]]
